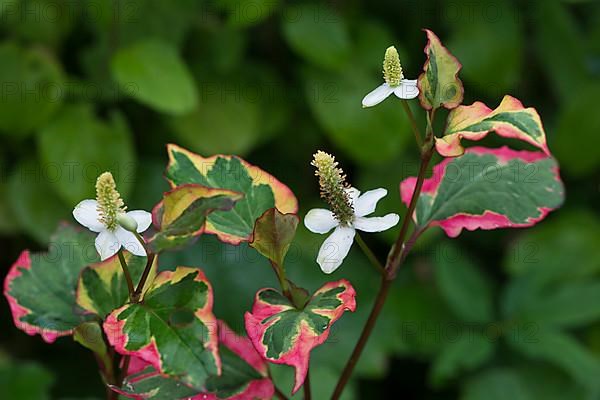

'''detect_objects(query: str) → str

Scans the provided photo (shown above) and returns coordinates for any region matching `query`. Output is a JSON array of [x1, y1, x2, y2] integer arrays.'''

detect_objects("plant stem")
[[355, 233, 385, 276], [132, 253, 155, 303], [331, 276, 391, 400], [331, 115, 436, 400], [304, 367, 312, 400], [387, 145, 434, 279], [117, 249, 135, 300], [270, 261, 291, 298], [118, 355, 130, 386], [401, 100, 423, 148]]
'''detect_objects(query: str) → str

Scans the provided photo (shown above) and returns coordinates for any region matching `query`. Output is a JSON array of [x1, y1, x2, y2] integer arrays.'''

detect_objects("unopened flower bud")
[[117, 213, 138, 232]]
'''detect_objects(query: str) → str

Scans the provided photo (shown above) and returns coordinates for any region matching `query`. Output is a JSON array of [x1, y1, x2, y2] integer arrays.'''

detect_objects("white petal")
[[354, 188, 388, 217], [127, 210, 152, 233], [115, 227, 146, 257], [95, 230, 120, 261], [362, 83, 395, 107], [316, 226, 356, 274], [304, 209, 338, 234], [354, 214, 400, 232], [73, 199, 104, 232], [393, 79, 419, 100]]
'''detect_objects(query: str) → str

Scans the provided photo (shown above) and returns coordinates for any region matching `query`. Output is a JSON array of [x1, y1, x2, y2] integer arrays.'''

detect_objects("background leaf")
[[37, 104, 135, 206], [506, 328, 600, 392], [0, 41, 63, 137], [111, 39, 198, 115], [281, 4, 351, 71], [434, 243, 494, 323]]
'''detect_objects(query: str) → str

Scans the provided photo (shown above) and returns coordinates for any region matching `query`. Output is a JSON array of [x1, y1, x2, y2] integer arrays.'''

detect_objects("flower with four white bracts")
[[73, 172, 152, 260], [304, 151, 399, 273], [305, 188, 399, 273], [362, 46, 419, 107]]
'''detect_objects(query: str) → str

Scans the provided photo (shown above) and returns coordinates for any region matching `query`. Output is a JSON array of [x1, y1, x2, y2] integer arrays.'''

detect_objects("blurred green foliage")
[[0, 0, 599, 399]]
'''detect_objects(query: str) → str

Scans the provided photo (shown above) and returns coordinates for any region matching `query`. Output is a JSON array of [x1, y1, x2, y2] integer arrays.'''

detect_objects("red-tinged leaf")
[[245, 280, 356, 393], [111, 321, 274, 400], [165, 144, 298, 245], [250, 208, 299, 268], [436, 95, 551, 157], [400, 147, 564, 237], [4, 224, 99, 343], [149, 183, 242, 252], [76, 253, 157, 318], [103, 267, 220, 390], [418, 29, 464, 110]]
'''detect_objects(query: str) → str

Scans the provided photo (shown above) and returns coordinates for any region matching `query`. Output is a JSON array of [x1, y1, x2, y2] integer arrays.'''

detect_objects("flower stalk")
[[331, 112, 436, 400]]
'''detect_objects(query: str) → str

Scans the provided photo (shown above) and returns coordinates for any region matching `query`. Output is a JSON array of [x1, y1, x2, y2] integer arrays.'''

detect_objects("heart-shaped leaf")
[[250, 208, 299, 268], [244, 280, 356, 393], [436, 95, 550, 157], [103, 267, 220, 390], [149, 184, 242, 252], [111, 39, 198, 115], [165, 144, 298, 245], [76, 253, 157, 318], [4, 224, 99, 343], [418, 29, 463, 111], [111, 321, 274, 400], [400, 147, 564, 238]]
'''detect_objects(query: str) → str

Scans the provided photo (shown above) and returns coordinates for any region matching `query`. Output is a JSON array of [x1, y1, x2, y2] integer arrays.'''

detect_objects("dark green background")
[[1, 0, 599, 398]]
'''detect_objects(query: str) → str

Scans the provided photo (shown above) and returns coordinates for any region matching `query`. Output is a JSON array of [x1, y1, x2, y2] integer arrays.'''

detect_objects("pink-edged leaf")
[[245, 280, 356, 393], [400, 146, 564, 237], [4, 223, 99, 343], [103, 267, 220, 390], [436, 95, 551, 157], [149, 183, 242, 252], [111, 321, 274, 400], [165, 144, 298, 245], [418, 29, 464, 110]]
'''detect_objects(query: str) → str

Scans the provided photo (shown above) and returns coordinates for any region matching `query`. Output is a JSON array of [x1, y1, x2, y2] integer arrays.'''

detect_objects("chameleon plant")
[[4, 29, 564, 400]]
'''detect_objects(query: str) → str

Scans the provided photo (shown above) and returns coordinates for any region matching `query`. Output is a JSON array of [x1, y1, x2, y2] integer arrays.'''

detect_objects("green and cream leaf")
[[165, 144, 298, 245]]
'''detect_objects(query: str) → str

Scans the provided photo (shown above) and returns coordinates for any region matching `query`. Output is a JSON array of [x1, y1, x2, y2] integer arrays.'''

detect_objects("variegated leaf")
[[76, 252, 157, 318], [149, 184, 242, 252], [245, 280, 356, 393], [418, 29, 464, 110], [111, 321, 274, 400], [4, 223, 99, 343], [103, 267, 220, 390], [400, 147, 564, 238], [436, 95, 551, 157], [165, 144, 298, 245]]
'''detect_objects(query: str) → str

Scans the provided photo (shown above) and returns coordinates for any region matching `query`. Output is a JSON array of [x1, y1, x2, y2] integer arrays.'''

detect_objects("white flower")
[[304, 187, 399, 274], [362, 46, 419, 108], [73, 200, 152, 260], [73, 172, 152, 261]]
